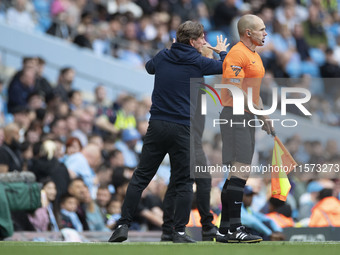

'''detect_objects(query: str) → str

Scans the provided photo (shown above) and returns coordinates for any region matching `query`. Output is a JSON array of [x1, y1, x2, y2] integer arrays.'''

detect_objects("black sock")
[[226, 176, 246, 232], [219, 179, 229, 234]]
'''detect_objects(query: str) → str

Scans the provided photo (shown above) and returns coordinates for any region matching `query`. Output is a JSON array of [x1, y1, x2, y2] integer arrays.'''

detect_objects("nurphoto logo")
[[200, 83, 312, 128]]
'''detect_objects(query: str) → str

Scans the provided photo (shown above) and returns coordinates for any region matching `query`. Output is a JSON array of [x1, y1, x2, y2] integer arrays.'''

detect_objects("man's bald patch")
[[4, 123, 19, 137], [237, 14, 262, 36], [82, 143, 101, 157], [82, 143, 101, 168]]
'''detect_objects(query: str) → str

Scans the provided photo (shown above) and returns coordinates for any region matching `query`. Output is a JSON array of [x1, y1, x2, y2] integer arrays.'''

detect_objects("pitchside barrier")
[[282, 227, 340, 241]]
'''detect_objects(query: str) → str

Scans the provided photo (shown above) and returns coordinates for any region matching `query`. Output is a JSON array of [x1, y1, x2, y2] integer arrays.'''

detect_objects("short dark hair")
[[41, 177, 55, 188], [60, 67, 73, 76], [68, 177, 85, 187], [98, 184, 109, 190], [68, 89, 80, 99], [81, 11, 92, 20], [60, 193, 77, 205], [112, 166, 130, 190], [37, 57, 45, 65], [97, 164, 111, 173], [22, 57, 36, 65], [35, 108, 46, 121], [318, 188, 333, 200], [108, 149, 122, 159], [27, 90, 43, 102], [107, 196, 121, 207], [50, 117, 66, 130], [176, 21, 204, 45]]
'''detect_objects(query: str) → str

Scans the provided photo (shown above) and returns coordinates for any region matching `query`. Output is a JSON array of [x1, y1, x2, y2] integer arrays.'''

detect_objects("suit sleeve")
[[200, 51, 227, 75], [145, 58, 155, 74], [146, 50, 164, 75]]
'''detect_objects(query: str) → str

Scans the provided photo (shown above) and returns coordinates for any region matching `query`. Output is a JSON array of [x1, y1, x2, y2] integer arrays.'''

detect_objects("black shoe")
[[227, 226, 262, 243], [172, 232, 196, 243], [215, 231, 228, 243], [202, 226, 218, 241], [108, 224, 128, 242], [161, 232, 173, 241]]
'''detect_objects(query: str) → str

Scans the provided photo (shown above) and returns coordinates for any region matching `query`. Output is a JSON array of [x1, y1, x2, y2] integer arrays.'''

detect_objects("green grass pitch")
[[1, 241, 339, 255]]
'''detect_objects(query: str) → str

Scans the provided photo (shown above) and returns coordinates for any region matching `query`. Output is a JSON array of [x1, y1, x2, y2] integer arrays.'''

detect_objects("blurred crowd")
[[0, 58, 168, 233], [2, 0, 340, 125], [0, 55, 166, 232], [0, 0, 340, 71], [0, 0, 340, 238]]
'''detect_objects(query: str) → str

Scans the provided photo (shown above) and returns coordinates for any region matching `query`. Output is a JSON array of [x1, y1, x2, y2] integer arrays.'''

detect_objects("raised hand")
[[207, 35, 230, 54]]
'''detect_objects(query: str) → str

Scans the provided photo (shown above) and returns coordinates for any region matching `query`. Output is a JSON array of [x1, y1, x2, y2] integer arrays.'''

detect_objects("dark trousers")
[[162, 177, 213, 233], [117, 120, 193, 232], [162, 103, 214, 233]]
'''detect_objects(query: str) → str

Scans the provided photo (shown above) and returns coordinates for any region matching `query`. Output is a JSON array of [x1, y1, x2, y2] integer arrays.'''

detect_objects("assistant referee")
[[219, 14, 275, 243]]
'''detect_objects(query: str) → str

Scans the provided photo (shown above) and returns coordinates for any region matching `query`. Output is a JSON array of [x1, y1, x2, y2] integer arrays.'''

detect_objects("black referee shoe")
[[172, 232, 196, 243], [108, 224, 128, 242], [215, 231, 228, 243], [227, 226, 262, 243], [202, 226, 218, 241], [161, 232, 173, 241]]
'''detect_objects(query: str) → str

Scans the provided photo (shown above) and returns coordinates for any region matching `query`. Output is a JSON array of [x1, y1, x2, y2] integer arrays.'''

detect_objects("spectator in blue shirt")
[[241, 186, 285, 241], [115, 128, 141, 168], [65, 144, 101, 198]]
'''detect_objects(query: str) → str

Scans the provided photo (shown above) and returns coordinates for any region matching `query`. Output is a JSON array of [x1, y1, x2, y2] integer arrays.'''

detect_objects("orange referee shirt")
[[221, 41, 265, 108]]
